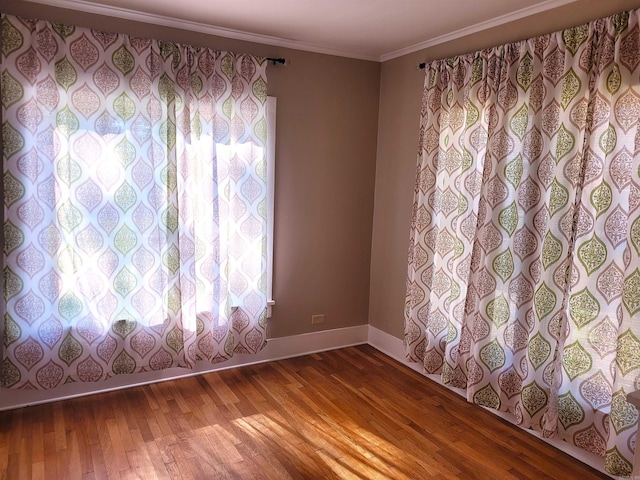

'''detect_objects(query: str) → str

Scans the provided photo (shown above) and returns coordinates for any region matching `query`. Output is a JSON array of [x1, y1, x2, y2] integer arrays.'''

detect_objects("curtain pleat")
[[405, 10, 640, 476], [1, 14, 269, 389]]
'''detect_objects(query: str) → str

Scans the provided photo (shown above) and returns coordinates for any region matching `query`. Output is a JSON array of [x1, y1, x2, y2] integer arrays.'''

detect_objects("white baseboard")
[[366, 325, 614, 479], [0, 324, 369, 411], [0, 322, 617, 479]]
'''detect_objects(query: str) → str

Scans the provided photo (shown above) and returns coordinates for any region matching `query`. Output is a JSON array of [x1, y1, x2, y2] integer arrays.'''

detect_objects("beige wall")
[[369, 0, 640, 339], [1, 0, 381, 339], [5, 0, 640, 345]]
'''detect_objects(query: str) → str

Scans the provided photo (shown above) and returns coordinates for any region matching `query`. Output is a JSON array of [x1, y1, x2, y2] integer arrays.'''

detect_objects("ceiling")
[[24, 0, 579, 61]]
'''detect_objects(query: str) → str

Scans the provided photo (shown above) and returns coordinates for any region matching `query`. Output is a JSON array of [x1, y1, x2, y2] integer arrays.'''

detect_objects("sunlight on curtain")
[[1, 14, 269, 389], [405, 9, 640, 476]]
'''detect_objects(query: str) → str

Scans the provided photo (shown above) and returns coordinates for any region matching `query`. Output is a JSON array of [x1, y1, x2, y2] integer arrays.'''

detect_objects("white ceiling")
[[26, 0, 578, 61]]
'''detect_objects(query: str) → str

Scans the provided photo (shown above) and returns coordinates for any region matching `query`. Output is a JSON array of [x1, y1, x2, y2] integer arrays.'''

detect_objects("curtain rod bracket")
[[267, 57, 288, 66]]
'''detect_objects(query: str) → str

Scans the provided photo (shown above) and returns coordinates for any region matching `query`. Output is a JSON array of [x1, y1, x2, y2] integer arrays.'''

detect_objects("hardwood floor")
[[0, 345, 608, 479]]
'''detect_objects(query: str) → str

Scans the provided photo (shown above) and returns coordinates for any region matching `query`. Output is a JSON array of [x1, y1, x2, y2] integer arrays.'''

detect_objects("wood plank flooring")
[[0, 345, 609, 479]]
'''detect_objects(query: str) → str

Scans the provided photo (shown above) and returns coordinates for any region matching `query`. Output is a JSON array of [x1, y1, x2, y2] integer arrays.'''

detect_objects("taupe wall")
[[5, 0, 640, 345], [369, 0, 640, 339], [1, 0, 381, 339]]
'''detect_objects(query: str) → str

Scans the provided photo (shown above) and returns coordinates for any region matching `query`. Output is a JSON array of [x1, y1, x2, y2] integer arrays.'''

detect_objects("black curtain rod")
[[267, 57, 287, 65], [418, 62, 426, 70]]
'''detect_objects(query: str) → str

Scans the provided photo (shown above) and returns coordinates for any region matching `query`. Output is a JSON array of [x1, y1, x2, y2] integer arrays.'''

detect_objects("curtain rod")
[[267, 57, 288, 65], [417, 62, 426, 70]]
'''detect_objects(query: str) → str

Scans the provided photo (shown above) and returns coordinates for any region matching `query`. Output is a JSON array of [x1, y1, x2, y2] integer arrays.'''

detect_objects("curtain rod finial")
[[267, 57, 288, 66]]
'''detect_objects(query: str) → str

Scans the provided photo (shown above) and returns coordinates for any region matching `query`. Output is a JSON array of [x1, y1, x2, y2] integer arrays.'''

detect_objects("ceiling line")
[[379, 0, 579, 62], [19, 0, 579, 63], [19, 0, 380, 61]]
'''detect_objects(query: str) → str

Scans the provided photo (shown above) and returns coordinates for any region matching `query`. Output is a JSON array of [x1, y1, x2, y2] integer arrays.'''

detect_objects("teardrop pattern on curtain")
[[405, 10, 640, 477], [1, 14, 269, 389]]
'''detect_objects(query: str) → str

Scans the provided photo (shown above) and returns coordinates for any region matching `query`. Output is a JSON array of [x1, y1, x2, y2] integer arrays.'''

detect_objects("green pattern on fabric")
[[404, 9, 640, 476], [1, 14, 269, 392]]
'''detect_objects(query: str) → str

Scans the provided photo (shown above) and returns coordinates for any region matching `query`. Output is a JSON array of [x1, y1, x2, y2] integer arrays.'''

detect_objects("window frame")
[[266, 96, 276, 318]]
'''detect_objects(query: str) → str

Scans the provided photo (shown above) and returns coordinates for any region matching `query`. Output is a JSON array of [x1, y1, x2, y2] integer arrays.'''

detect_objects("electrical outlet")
[[311, 314, 325, 325]]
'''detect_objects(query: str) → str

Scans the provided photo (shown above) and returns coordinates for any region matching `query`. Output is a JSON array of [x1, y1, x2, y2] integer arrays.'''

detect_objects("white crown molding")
[[17, 0, 380, 61], [16, 0, 580, 64], [379, 0, 579, 62]]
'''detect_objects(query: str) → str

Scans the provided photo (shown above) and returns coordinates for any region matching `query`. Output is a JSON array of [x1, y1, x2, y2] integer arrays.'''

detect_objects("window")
[[1, 13, 272, 389]]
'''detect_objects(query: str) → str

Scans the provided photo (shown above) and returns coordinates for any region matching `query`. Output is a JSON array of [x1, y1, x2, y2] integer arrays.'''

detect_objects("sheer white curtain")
[[1, 14, 269, 389]]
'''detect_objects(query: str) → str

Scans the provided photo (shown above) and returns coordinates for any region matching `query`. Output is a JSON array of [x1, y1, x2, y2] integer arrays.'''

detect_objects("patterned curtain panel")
[[1, 14, 269, 389], [405, 9, 640, 476]]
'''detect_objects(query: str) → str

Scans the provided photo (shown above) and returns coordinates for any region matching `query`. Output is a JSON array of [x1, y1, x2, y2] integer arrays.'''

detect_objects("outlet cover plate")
[[311, 314, 325, 325]]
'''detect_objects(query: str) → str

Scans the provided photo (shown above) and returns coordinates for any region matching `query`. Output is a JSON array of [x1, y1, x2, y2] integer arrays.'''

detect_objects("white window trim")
[[266, 96, 276, 318]]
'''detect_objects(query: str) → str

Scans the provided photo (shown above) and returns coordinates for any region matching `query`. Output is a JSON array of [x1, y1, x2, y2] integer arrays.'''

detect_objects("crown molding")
[[17, 0, 380, 61], [14, 0, 580, 63], [379, 0, 578, 62]]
